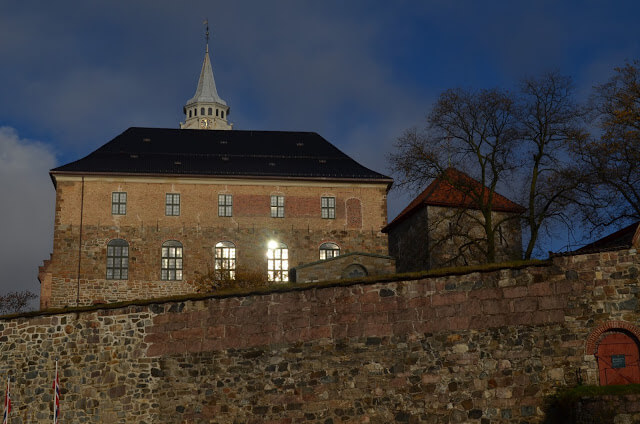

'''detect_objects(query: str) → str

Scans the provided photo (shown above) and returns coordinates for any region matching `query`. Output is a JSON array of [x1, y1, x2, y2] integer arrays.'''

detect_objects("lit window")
[[215, 241, 236, 279], [161, 240, 183, 280], [106, 239, 129, 280], [165, 193, 180, 216], [267, 241, 288, 282], [271, 195, 284, 218], [320, 242, 340, 260], [112, 192, 127, 215], [321, 197, 335, 219], [208, 107, 212, 115], [218, 194, 232, 217]]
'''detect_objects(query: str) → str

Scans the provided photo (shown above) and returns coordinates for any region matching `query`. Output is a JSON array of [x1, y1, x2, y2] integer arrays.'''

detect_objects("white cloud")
[[0, 127, 57, 306]]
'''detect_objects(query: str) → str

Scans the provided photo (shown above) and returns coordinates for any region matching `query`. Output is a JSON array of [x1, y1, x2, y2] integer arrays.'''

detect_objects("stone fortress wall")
[[5, 247, 640, 423]]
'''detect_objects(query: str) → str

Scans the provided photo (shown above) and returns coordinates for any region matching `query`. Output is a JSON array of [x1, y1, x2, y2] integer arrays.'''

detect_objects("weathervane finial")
[[203, 19, 210, 53]]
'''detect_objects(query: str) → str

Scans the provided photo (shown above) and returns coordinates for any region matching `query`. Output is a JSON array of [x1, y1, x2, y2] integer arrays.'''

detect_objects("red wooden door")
[[597, 332, 640, 385]]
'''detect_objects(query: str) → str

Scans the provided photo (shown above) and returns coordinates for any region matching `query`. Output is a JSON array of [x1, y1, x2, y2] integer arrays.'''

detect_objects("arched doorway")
[[596, 331, 640, 385]]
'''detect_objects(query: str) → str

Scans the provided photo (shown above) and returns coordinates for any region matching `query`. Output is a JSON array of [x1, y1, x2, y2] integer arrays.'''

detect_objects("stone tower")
[[180, 37, 231, 130]]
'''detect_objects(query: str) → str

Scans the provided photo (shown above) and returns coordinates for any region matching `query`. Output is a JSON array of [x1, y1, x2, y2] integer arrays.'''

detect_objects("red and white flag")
[[53, 362, 60, 424], [2, 377, 10, 424]]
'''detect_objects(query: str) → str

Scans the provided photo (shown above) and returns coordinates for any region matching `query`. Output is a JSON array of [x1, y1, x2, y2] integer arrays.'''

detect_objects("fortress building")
[[38, 39, 393, 309], [384, 168, 524, 272]]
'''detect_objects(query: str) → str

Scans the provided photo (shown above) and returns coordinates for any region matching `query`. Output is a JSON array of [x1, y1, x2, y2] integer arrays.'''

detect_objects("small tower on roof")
[[180, 21, 232, 130]]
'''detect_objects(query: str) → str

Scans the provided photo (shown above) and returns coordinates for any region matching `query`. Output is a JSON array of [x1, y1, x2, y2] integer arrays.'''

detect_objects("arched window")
[[267, 241, 288, 282], [221, 110, 225, 119], [208, 107, 213, 115], [320, 242, 340, 260], [342, 264, 368, 279], [106, 239, 129, 280], [215, 241, 236, 279], [216, 109, 219, 117], [201, 107, 205, 116], [189, 110, 192, 118], [194, 108, 197, 116], [161, 240, 183, 281]]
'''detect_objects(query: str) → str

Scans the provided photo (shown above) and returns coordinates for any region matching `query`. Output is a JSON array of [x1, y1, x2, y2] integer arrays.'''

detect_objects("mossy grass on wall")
[[543, 384, 640, 424]]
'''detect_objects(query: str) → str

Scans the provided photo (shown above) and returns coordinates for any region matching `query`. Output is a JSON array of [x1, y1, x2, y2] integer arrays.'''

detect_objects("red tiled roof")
[[383, 168, 525, 232], [577, 221, 640, 252]]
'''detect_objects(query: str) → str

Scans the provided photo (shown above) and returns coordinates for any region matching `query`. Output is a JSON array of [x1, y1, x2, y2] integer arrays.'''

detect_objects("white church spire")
[[180, 20, 232, 130]]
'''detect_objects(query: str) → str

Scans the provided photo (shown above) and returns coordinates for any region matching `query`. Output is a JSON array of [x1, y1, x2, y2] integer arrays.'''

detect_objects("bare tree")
[[389, 88, 520, 263], [516, 72, 588, 258], [573, 61, 640, 231], [0, 290, 37, 315]]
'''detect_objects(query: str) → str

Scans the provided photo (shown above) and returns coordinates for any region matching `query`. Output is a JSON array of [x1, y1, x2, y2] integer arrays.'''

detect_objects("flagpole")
[[53, 360, 57, 424], [3, 375, 10, 424]]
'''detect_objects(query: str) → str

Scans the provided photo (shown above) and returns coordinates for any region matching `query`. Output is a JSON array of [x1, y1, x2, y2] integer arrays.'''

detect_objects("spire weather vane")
[[203, 19, 210, 51]]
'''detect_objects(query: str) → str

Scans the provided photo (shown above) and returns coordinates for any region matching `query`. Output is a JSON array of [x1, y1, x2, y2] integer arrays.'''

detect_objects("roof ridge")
[[383, 167, 523, 232]]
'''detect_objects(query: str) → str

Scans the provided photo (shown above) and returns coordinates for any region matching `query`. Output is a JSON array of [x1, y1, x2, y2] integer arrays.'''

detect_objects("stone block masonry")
[[4, 248, 640, 422]]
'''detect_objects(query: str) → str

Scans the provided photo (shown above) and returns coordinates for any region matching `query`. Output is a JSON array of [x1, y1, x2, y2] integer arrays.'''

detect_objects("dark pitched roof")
[[52, 127, 392, 183], [383, 168, 525, 232], [576, 221, 640, 252]]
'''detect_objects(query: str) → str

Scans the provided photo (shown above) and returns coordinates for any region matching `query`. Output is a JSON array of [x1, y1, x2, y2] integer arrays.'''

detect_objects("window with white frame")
[[319, 242, 340, 260], [161, 240, 183, 280], [215, 241, 236, 279], [112, 192, 127, 215], [165, 193, 180, 216], [106, 239, 129, 280], [267, 241, 288, 282], [218, 194, 232, 217], [321, 197, 335, 219], [270, 195, 284, 218]]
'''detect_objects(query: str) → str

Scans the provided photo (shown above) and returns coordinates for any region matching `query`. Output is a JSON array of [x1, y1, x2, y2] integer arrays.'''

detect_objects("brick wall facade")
[[8, 248, 640, 423], [40, 176, 389, 308]]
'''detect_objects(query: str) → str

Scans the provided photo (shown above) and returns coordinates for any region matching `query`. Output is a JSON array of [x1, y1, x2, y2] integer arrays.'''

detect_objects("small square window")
[[271, 195, 284, 218], [165, 193, 180, 216], [112, 192, 127, 215], [218, 194, 233, 217], [321, 197, 335, 219]]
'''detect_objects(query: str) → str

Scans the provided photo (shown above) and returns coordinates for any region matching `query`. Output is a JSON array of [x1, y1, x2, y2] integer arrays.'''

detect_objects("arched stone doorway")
[[596, 332, 640, 385], [586, 321, 640, 386]]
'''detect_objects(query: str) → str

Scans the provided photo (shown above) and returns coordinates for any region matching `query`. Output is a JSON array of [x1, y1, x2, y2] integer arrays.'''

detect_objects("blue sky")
[[0, 0, 639, 297]]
